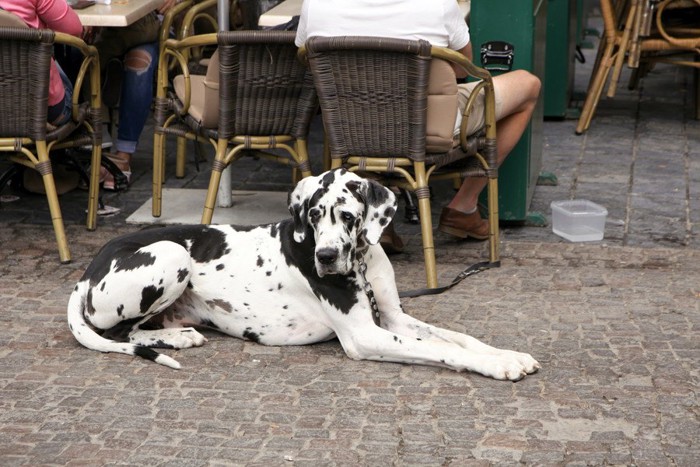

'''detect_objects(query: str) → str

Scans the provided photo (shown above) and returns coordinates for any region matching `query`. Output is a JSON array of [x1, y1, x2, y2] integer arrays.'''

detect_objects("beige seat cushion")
[[173, 49, 219, 129], [425, 58, 458, 154]]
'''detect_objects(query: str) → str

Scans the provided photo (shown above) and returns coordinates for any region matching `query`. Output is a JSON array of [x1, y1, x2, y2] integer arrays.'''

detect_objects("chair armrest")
[[54, 32, 101, 117], [180, 0, 220, 39], [430, 46, 497, 147], [160, 0, 195, 46], [157, 33, 218, 116], [163, 32, 219, 58], [430, 45, 492, 82]]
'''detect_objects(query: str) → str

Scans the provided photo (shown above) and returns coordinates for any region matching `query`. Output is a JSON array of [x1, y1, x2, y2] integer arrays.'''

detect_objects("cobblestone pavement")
[[1, 225, 698, 466], [1, 13, 699, 467]]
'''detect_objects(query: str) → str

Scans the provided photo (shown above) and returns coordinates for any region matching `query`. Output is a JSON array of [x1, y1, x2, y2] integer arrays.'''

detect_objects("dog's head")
[[288, 169, 397, 277]]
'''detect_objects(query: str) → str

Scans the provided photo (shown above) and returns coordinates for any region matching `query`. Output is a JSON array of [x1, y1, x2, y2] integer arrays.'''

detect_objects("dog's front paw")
[[478, 352, 540, 381], [500, 349, 540, 375]]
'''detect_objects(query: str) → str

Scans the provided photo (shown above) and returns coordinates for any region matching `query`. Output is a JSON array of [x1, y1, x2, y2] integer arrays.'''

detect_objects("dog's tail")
[[67, 281, 181, 369]]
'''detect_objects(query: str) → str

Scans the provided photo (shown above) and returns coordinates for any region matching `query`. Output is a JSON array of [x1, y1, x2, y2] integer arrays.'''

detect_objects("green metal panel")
[[544, 0, 577, 118], [470, 0, 547, 222]]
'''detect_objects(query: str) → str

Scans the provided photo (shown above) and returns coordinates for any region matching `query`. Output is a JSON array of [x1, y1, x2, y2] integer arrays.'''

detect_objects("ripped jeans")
[[93, 12, 160, 154], [113, 41, 159, 154], [47, 62, 74, 126]]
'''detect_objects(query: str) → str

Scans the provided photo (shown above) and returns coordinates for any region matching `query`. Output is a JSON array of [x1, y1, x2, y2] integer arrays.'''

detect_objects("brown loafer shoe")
[[438, 207, 489, 240], [379, 221, 405, 254]]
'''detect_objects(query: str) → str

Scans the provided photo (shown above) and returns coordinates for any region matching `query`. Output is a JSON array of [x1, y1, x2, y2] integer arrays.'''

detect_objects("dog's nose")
[[316, 248, 338, 265]]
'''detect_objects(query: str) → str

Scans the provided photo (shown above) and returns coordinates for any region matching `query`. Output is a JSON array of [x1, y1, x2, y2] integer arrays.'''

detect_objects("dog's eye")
[[309, 210, 321, 223], [341, 212, 355, 223]]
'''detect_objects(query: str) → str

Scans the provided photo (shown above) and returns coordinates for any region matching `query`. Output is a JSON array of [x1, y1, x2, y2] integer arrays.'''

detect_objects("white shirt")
[[295, 0, 470, 50]]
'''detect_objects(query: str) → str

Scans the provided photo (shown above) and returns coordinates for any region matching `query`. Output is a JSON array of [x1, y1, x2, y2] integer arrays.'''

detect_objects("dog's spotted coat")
[[67, 169, 539, 380]]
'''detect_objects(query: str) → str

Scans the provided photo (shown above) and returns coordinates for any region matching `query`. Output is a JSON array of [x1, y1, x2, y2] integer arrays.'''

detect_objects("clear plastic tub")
[[550, 200, 608, 242]]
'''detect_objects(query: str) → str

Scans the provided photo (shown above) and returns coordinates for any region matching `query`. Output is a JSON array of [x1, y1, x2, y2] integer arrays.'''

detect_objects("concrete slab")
[[126, 188, 290, 225]]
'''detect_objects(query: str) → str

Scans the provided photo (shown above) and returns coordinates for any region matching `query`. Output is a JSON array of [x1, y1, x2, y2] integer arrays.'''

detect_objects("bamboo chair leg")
[[576, 39, 616, 134], [36, 152, 71, 263], [607, 2, 637, 98], [202, 169, 222, 224], [152, 131, 165, 217], [627, 0, 643, 69], [486, 176, 500, 265], [413, 163, 438, 289], [85, 141, 101, 231], [201, 140, 228, 224], [584, 52, 616, 132], [294, 139, 313, 183], [176, 136, 187, 178]]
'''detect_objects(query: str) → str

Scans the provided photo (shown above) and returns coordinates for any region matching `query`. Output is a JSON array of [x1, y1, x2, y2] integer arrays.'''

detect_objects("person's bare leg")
[[447, 70, 541, 213]]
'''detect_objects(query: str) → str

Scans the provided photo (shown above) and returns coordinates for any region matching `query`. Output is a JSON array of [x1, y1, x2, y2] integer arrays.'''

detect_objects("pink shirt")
[[0, 0, 83, 106]]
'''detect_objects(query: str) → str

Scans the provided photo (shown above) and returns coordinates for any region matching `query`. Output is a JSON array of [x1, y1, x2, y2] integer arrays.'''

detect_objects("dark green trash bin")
[[470, 0, 547, 223]]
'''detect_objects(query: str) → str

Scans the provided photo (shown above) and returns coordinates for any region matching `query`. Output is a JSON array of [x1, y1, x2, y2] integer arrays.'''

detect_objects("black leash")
[[358, 259, 381, 325], [398, 260, 501, 298]]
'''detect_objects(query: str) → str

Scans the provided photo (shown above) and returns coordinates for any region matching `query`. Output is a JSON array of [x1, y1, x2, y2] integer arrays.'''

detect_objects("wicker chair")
[[302, 36, 499, 289], [157, 0, 254, 181], [153, 30, 318, 221], [0, 12, 102, 263], [576, 0, 700, 134]]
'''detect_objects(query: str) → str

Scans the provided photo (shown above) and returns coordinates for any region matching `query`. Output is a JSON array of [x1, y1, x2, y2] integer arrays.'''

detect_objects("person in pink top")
[[0, 0, 83, 125]]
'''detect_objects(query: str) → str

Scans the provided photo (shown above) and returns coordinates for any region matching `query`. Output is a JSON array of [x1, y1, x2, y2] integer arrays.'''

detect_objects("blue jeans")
[[114, 41, 159, 155], [48, 63, 73, 126]]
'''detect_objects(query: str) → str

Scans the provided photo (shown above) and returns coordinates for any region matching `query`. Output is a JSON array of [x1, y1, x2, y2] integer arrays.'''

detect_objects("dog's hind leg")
[[86, 241, 196, 343], [128, 299, 209, 349], [127, 326, 207, 349]]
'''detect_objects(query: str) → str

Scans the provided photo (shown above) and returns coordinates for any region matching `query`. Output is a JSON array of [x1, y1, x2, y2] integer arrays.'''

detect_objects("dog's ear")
[[288, 176, 315, 243], [347, 178, 397, 245]]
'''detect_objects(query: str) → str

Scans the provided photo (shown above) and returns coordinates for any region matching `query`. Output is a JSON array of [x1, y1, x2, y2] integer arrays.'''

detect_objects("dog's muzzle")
[[315, 246, 351, 276]]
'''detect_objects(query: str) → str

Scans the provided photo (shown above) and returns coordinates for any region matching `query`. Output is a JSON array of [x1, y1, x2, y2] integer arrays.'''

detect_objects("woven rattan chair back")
[[0, 14, 103, 263], [304, 36, 500, 289], [0, 27, 53, 139], [217, 30, 316, 138], [308, 37, 431, 161]]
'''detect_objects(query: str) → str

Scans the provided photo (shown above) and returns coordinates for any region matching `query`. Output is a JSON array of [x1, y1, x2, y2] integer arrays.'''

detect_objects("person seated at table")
[[89, 0, 176, 190], [295, 0, 541, 248], [0, 0, 83, 126]]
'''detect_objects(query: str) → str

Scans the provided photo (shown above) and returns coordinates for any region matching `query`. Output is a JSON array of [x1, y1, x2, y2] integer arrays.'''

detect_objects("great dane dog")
[[67, 169, 539, 380]]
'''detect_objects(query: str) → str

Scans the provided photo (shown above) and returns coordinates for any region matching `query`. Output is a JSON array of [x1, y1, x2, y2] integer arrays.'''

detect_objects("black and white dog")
[[67, 169, 539, 380]]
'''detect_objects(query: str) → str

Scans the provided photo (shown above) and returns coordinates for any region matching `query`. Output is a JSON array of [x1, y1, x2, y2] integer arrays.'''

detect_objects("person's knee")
[[123, 48, 153, 75], [515, 70, 541, 100]]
